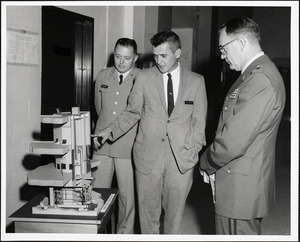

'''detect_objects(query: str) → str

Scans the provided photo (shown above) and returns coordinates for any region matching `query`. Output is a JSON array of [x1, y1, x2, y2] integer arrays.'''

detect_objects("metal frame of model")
[[28, 107, 103, 216]]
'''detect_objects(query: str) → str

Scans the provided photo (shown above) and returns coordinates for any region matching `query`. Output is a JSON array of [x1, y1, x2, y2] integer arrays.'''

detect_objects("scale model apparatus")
[[27, 107, 103, 216]]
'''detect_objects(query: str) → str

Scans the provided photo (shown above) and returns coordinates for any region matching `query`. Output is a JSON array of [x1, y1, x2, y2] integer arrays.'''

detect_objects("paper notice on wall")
[[7, 28, 39, 66]]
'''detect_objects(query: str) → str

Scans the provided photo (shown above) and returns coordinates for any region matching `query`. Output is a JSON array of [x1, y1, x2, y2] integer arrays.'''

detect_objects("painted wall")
[[5, 5, 42, 229], [144, 6, 159, 54]]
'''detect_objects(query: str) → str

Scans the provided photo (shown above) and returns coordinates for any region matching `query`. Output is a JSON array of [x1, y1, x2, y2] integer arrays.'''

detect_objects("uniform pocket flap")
[[185, 140, 195, 150]]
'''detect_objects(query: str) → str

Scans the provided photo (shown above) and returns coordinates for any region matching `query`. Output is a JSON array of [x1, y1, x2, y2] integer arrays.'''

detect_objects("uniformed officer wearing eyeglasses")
[[200, 17, 286, 235]]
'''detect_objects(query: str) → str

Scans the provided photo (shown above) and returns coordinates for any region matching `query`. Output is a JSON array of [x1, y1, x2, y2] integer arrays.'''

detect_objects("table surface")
[[10, 188, 119, 225]]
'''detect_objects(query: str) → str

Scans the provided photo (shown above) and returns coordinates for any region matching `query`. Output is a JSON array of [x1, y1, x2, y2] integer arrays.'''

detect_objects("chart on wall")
[[7, 27, 39, 66]]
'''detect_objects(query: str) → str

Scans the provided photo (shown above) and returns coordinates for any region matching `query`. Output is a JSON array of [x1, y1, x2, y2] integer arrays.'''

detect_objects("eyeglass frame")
[[219, 38, 239, 55]]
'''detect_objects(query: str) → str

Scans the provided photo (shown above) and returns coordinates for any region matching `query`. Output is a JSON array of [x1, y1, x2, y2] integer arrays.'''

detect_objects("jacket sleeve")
[[200, 73, 277, 175], [108, 71, 143, 140], [94, 71, 102, 116], [193, 76, 207, 152]]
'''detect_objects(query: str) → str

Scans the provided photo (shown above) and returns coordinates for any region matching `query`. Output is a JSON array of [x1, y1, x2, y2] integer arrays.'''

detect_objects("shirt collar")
[[242, 52, 264, 74], [116, 68, 132, 80], [165, 62, 180, 78]]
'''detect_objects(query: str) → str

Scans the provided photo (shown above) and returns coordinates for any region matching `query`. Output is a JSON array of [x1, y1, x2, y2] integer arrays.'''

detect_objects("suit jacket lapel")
[[221, 54, 270, 127], [154, 68, 168, 115], [227, 55, 268, 95], [111, 68, 119, 86], [124, 67, 138, 86], [175, 67, 188, 109]]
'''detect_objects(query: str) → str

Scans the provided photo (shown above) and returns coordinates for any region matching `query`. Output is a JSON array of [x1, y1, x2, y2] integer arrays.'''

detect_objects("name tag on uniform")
[[185, 101, 194, 105], [101, 85, 108, 88]]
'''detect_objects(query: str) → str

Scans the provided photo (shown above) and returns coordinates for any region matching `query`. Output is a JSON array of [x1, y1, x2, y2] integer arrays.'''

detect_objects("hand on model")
[[91, 128, 112, 148]]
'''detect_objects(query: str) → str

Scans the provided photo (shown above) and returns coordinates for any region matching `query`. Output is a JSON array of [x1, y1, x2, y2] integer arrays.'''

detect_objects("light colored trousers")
[[92, 154, 135, 234], [135, 141, 194, 234], [215, 213, 262, 235]]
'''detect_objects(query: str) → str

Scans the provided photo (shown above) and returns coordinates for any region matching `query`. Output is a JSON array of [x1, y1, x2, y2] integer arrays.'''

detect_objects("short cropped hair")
[[219, 17, 261, 44], [114, 38, 138, 55], [150, 31, 181, 52]]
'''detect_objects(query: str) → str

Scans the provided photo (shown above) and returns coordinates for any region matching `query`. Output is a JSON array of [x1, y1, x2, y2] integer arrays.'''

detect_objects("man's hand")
[[200, 170, 216, 203], [200, 169, 210, 183], [91, 128, 112, 148]]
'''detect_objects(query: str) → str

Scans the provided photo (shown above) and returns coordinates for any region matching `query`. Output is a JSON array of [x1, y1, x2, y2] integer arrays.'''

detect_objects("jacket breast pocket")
[[100, 86, 112, 93]]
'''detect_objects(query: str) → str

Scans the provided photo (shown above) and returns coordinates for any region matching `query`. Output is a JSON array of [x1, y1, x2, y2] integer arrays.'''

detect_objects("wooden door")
[[42, 6, 93, 114], [41, 6, 93, 140]]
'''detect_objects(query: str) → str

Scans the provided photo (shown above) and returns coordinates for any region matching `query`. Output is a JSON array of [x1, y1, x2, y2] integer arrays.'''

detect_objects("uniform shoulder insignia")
[[251, 65, 262, 74]]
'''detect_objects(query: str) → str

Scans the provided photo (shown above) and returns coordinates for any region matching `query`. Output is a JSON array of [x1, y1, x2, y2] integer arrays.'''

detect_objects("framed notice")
[[7, 28, 39, 66]]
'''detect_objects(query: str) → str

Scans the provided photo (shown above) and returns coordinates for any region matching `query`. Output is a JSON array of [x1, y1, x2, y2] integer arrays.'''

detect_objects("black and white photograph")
[[1, 1, 298, 241]]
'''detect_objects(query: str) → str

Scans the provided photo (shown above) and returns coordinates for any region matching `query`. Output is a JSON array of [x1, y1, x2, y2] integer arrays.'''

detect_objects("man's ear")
[[134, 54, 139, 63], [175, 48, 182, 58], [238, 37, 246, 51]]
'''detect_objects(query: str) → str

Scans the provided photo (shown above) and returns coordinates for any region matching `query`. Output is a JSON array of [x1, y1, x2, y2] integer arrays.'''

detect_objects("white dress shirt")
[[242, 51, 264, 74], [117, 68, 132, 83]]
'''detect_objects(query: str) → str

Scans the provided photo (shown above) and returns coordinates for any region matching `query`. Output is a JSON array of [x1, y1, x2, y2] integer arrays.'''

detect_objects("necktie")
[[119, 74, 123, 85], [167, 73, 174, 116]]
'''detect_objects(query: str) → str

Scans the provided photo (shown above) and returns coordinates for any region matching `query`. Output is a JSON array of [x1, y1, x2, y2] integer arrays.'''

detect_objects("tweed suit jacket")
[[108, 65, 207, 175], [200, 55, 286, 219], [94, 66, 140, 158]]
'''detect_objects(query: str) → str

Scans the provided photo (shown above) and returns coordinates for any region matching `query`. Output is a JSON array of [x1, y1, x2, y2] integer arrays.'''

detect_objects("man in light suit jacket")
[[200, 17, 286, 235], [93, 31, 207, 233], [92, 38, 140, 234]]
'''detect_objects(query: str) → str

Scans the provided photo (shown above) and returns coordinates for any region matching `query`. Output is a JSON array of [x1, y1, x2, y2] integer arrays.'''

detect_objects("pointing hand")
[[91, 128, 112, 148]]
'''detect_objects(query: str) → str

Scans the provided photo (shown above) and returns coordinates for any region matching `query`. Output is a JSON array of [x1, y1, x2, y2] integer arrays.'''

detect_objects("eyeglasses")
[[219, 38, 239, 55]]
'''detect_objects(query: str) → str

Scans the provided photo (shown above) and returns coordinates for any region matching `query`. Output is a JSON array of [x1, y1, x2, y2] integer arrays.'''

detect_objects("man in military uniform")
[[92, 38, 139, 234], [200, 17, 286, 234]]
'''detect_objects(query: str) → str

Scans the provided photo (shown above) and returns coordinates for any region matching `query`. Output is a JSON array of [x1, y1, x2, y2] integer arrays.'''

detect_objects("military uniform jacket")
[[200, 55, 286, 219], [94, 66, 140, 158], [108, 66, 207, 175]]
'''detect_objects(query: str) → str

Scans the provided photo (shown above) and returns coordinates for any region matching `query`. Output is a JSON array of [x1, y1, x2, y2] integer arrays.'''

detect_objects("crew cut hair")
[[150, 31, 181, 52], [219, 16, 261, 44], [114, 38, 138, 55]]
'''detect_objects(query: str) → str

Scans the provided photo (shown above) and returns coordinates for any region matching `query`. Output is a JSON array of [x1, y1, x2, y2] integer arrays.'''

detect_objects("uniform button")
[[161, 139, 165, 142], [112, 111, 116, 115], [167, 120, 170, 123], [114, 101, 118, 105], [224, 106, 228, 111], [116, 92, 119, 95], [227, 169, 231, 173]]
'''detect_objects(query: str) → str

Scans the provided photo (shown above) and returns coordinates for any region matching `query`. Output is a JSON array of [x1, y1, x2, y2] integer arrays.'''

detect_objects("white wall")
[[133, 6, 146, 54], [144, 6, 159, 54], [5, 5, 42, 228]]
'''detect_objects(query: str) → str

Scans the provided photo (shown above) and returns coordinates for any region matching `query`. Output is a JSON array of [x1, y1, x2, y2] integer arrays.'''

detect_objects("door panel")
[[42, 6, 93, 115], [41, 6, 93, 141]]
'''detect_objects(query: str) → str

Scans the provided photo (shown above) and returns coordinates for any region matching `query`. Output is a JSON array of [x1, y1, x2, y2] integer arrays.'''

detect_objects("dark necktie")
[[119, 74, 123, 85], [167, 73, 174, 117]]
